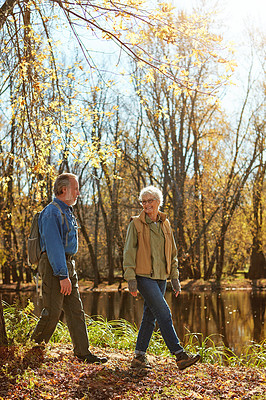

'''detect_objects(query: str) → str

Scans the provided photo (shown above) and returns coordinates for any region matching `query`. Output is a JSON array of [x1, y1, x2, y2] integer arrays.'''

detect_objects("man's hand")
[[171, 278, 181, 297], [60, 277, 72, 295], [128, 279, 137, 297]]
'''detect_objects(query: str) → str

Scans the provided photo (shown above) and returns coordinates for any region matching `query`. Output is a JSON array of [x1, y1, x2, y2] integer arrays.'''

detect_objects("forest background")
[[0, 0, 265, 288]]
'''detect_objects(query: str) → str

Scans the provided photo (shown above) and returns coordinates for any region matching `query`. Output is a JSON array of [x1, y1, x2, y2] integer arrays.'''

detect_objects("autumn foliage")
[[0, 0, 265, 285]]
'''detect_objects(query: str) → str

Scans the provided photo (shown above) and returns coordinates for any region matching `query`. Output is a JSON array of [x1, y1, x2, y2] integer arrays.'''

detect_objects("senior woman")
[[123, 186, 200, 370]]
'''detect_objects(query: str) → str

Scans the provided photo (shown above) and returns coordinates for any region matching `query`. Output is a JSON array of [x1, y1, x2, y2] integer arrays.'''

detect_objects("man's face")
[[64, 178, 80, 206]]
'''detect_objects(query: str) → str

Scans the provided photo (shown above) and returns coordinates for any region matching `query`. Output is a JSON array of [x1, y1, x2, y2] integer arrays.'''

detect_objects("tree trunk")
[[192, 126, 201, 279], [93, 195, 100, 288], [247, 156, 266, 279], [248, 241, 266, 279], [75, 204, 99, 285], [216, 222, 226, 281], [0, 295, 8, 346]]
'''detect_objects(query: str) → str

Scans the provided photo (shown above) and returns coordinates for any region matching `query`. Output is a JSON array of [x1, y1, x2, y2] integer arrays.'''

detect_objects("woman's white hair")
[[139, 186, 163, 208]]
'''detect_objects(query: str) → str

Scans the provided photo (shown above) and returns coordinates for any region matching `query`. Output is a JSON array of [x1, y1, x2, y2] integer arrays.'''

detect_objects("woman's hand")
[[128, 279, 138, 297], [171, 278, 181, 297]]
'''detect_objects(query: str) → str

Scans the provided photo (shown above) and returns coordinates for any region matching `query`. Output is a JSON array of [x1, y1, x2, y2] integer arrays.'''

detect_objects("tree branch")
[[0, 0, 18, 30]]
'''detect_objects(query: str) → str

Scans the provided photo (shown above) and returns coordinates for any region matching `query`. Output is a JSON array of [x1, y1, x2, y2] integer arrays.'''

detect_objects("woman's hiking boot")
[[131, 354, 152, 369], [175, 351, 201, 370]]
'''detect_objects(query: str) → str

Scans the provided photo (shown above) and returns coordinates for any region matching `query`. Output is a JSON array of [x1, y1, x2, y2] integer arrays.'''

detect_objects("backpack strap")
[[51, 201, 71, 247]]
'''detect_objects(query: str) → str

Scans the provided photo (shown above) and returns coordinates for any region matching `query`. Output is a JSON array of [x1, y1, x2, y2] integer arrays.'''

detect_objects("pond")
[[2, 289, 265, 355]]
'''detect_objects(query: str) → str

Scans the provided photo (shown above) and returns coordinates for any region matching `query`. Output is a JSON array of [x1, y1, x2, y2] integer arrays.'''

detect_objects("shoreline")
[[0, 278, 265, 293]]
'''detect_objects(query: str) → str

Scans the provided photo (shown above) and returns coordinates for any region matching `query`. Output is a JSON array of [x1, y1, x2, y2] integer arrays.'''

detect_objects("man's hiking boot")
[[131, 354, 152, 369], [175, 351, 201, 370], [77, 353, 108, 364]]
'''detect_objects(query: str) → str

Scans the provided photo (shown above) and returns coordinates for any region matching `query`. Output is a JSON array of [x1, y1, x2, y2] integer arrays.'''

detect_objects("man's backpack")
[[27, 201, 70, 266]]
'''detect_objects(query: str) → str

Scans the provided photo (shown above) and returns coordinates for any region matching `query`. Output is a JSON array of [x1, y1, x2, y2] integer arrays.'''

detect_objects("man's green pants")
[[31, 253, 90, 357]]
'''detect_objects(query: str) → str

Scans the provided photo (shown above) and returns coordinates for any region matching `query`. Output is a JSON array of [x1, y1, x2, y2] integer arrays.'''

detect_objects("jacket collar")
[[53, 197, 73, 212], [139, 209, 166, 224]]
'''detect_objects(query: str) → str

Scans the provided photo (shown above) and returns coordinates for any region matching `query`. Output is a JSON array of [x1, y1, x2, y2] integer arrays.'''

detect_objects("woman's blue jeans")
[[135, 276, 184, 355]]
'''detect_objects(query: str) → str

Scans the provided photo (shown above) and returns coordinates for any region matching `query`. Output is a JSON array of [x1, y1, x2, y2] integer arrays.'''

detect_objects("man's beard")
[[65, 188, 75, 205]]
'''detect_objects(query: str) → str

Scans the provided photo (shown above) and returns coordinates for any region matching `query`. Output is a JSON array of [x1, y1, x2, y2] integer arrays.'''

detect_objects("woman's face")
[[141, 194, 160, 219]]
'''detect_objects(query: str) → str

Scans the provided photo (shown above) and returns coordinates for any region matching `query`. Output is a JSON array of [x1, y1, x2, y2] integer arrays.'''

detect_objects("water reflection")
[[2, 290, 265, 354]]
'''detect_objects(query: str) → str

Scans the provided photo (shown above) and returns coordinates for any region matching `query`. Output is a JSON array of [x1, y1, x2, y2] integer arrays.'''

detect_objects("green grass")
[[184, 331, 266, 368], [2, 300, 71, 345], [2, 300, 266, 368]]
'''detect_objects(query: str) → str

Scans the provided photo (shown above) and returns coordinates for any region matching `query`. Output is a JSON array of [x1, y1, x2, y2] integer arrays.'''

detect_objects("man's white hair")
[[139, 186, 163, 208], [54, 173, 78, 196]]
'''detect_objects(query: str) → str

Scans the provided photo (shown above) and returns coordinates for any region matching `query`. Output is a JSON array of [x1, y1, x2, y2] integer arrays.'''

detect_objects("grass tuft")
[[2, 300, 265, 368]]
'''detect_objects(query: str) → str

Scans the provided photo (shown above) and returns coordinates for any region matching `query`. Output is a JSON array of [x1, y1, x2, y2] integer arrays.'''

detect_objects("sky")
[[1, 0, 264, 110], [177, 0, 266, 37], [0, 0, 264, 48], [57, 0, 265, 114], [175, 0, 265, 113]]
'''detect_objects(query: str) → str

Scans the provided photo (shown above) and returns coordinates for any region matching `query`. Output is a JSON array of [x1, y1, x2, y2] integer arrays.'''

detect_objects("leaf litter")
[[0, 344, 265, 399]]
